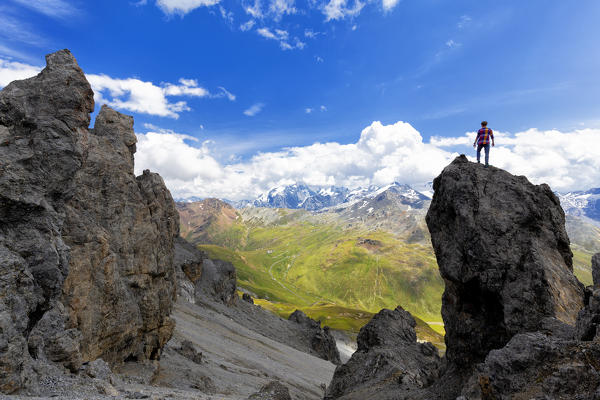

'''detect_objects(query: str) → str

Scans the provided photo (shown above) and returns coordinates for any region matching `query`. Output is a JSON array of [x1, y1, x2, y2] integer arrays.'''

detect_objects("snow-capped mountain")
[[251, 183, 349, 211], [246, 182, 430, 211], [557, 188, 600, 225]]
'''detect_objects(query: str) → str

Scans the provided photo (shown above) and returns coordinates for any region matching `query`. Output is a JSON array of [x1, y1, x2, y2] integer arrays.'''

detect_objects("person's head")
[[481, 121, 488, 127]]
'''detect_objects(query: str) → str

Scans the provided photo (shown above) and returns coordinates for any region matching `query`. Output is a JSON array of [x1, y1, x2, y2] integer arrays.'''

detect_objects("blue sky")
[[1, 0, 600, 199]]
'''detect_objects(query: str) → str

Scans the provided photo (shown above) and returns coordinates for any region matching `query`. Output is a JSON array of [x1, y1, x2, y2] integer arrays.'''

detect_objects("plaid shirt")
[[475, 127, 494, 145]]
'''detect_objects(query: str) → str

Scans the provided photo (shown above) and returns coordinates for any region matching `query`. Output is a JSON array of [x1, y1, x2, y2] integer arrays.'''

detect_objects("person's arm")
[[491, 130, 495, 146], [473, 131, 479, 147]]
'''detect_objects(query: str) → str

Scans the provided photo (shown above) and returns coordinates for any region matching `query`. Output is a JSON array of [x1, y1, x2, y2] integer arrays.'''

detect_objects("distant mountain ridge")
[[175, 182, 600, 226], [557, 188, 600, 225]]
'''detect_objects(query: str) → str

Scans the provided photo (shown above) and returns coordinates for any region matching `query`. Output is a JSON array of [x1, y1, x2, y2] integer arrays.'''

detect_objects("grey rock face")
[[247, 380, 292, 400], [288, 310, 341, 365], [593, 253, 600, 286], [173, 236, 204, 303], [173, 236, 238, 305], [426, 155, 584, 367], [462, 332, 600, 400], [325, 306, 441, 399], [0, 50, 178, 393], [197, 258, 237, 305]]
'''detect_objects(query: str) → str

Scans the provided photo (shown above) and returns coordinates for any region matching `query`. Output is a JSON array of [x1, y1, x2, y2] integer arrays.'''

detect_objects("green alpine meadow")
[[177, 195, 600, 348]]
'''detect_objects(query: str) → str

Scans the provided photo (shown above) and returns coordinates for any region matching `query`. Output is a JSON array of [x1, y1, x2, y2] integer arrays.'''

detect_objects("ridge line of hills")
[[176, 181, 600, 227]]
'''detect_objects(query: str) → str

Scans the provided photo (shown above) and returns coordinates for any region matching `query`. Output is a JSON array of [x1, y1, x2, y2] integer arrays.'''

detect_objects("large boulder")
[[324, 306, 441, 399], [288, 310, 341, 365], [426, 156, 584, 367], [0, 50, 178, 393]]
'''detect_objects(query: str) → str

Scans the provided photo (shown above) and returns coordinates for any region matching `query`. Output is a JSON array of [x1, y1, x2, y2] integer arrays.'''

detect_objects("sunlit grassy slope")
[[198, 218, 444, 323], [186, 201, 596, 352]]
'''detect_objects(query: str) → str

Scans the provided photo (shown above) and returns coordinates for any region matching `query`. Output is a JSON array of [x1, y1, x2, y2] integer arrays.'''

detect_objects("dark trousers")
[[477, 143, 490, 165]]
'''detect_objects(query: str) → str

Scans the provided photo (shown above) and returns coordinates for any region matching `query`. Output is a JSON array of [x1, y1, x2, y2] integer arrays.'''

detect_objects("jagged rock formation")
[[173, 236, 237, 305], [325, 306, 441, 399], [288, 310, 341, 365], [426, 155, 584, 367], [0, 50, 178, 394]]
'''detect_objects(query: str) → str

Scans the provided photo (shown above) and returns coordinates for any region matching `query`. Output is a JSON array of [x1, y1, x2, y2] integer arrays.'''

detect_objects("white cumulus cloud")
[[134, 121, 600, 201], [87, 75, 216, 119], [0, 59, 234, 118], [0, 59, 42, 87]]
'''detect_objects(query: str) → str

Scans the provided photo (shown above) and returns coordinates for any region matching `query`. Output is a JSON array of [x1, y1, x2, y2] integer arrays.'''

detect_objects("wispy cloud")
[[445, 39, 461, 48], [0, 10, 47, 47], [268, 0, 296, 20], [8, 0, 79, 19], [305, 107, 313, 113], [216, 86, 236, 101], [244, 102, 265, 116], [457, 15, 472, 29], [304, 29, 320, 38], [219, 5, 234, 24], [240, 19, 256, 31], [156, 0, 221, 16], [244, 0, 261, 18], [256, 27, 304, 50], [382, 0, 400, 12], [323, 0, 364, 21]]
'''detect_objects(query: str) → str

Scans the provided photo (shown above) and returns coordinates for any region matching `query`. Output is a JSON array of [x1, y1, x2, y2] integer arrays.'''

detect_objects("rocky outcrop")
[[0, 50, 178, 394], [173, 236, 237, 305], [461, 332, 600, 399], [197, 258, 237, 305], [593, 253, 600, 286], [426, 155, 584, 367], [247, 380, 292, 400], [288, 310, 341, 365], [327, 157, 597, 399], [325, 306, 441, 399]]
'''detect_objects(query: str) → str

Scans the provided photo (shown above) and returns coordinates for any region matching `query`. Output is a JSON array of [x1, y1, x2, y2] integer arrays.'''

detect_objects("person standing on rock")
[[473, 121, 494, 167]]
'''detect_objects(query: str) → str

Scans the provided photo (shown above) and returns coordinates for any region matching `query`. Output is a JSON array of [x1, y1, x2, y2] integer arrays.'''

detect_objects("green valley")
[[178, 195, 598, 349]]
